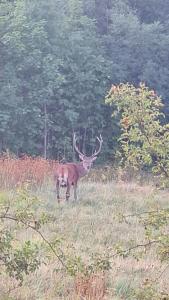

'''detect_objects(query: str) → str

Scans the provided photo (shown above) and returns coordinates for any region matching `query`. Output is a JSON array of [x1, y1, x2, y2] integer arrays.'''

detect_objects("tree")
[[105, 4, 169, 117], [106, 83, 169, 185], [2, 0, 169, 161], [0, 0, 112, 160], [128, 0, 169, 24]]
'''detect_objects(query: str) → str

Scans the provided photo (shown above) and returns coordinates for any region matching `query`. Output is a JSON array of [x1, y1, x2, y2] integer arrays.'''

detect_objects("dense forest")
[[1, 0, 169, 161]]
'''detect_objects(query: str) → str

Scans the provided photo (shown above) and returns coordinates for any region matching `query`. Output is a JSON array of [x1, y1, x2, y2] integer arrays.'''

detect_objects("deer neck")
[[76, 162, 88, 178]]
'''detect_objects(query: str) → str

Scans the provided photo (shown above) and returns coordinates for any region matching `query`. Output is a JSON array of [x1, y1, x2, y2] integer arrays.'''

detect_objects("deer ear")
[[92, 156, 97, 161], [79, 154, 84, 160]]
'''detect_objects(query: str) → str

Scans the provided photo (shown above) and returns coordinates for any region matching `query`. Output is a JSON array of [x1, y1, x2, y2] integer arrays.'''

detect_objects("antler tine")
[[96, 134, 103, 143], [73, 133, 85, 157], [92, 134, 103, 157]]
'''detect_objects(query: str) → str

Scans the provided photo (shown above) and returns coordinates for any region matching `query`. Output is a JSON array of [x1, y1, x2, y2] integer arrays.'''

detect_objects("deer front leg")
[[73, 183, 77, 201], [56, 180, 60, 203]]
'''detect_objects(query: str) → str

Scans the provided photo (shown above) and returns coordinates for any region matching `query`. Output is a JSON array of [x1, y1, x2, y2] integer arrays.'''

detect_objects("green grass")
[[0, 180, 169, 299]]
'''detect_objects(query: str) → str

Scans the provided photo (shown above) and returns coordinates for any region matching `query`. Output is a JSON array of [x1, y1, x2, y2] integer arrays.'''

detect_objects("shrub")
[[106, 83, 169, 186]]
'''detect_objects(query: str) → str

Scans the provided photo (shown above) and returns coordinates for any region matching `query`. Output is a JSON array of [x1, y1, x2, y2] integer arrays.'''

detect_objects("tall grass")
[[0, 154, 58, 189], [0, 156, 169, 299]]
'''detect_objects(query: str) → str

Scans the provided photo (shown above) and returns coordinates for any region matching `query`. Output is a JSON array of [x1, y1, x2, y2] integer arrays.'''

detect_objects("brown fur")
[[54, 163, 83, 202], [55, 163, 79, 186]]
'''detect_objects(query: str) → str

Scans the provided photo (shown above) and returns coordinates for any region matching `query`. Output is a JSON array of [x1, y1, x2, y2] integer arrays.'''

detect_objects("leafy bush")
[[0, 184, 61, 285], [106, 83, 169, 186]]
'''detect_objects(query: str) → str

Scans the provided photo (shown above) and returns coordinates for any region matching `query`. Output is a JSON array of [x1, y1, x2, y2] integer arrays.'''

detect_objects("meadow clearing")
[[0, 156, 169, 300]]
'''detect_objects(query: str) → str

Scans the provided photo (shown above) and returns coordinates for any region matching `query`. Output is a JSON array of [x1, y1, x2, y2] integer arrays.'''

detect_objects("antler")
[[91, 134, 103, 157], [73, 133, 85, 157], [73, 133, 103, 158]]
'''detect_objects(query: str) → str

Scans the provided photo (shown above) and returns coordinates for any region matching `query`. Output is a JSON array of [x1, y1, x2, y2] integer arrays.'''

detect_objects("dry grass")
[[0, 155, 58, 189], [0, 163, 169, 299], [74, 272, 106, 300]]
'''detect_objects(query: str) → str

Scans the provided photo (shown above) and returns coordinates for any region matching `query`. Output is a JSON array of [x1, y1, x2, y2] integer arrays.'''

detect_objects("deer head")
[[73, 133, 103, 172]]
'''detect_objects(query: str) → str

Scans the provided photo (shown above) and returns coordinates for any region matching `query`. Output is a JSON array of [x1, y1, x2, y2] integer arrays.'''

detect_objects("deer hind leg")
[[66, 183, 70, 201], [56, 180, 60, 203]]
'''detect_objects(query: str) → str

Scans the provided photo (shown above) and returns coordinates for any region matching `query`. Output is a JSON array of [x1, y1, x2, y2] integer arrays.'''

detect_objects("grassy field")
[[0, 177, 169, 300]]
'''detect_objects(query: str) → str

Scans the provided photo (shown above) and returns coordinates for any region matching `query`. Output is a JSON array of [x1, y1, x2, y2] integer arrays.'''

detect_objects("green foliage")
[[4, 240, 41, 283], [128, 0, 169, 24], [0, 184, 58, 285], [113, 206, 169, 298], [66, 253, 111, 277], [106, 83, 169, 185], [0, 183, 111, 292], [0, 0, 111, 159], [115, 202, 169, 261], [1, 0, 169, 160], [133, 280, 169, 300]]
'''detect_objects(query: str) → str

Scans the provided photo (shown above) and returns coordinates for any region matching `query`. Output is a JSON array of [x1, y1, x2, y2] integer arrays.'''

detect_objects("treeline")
[[1, 0, 169, 161]]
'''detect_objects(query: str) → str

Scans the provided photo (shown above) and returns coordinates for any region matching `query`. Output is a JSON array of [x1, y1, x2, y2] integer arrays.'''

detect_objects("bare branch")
[[123, 208, 169, 219], [109, 240, 160, 259]]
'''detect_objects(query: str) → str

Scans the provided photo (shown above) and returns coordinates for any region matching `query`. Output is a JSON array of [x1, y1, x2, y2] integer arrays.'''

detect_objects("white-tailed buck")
[[54, 133, 103, 202]]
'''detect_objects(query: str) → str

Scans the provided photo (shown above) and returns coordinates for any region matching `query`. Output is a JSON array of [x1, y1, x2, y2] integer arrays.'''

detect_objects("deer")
[[54, 133, 103, 202]]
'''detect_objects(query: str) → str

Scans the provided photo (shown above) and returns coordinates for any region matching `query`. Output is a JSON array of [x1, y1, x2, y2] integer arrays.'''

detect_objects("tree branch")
[[122, 208, 169, 219], [110, 240, 160, 259], [0, 214, 67, 270]]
